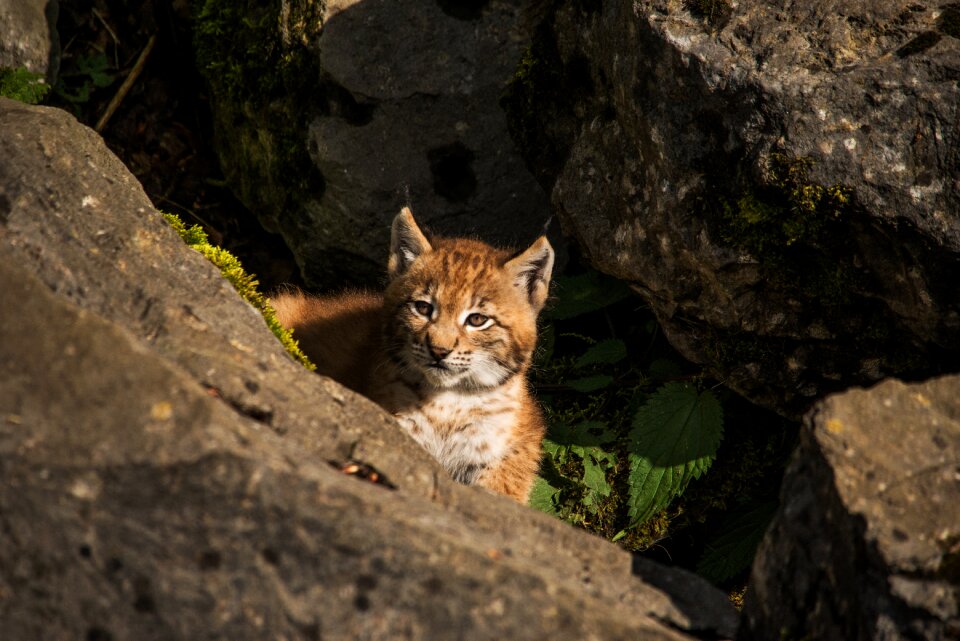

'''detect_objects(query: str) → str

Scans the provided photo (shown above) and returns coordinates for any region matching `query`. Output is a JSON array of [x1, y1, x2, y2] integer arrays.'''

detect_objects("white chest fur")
[[389, 382, 521, 485]]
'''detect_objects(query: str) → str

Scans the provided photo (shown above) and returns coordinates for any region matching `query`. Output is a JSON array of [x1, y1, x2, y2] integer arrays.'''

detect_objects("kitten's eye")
[[413, 301, 433, 317], [465, 313, 489, 328]]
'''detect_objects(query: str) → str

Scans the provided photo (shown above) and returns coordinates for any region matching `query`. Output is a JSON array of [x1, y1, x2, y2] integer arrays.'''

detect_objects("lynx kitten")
[[271, 207, 553, 502]]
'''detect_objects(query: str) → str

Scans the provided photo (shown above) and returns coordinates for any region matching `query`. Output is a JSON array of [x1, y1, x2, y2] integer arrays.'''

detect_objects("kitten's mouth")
[[426, 362, 449, 371]]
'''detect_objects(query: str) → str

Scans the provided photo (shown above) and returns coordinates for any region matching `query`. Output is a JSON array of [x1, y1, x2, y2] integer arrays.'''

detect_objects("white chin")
[[417, 358, 510, 390], [421, 366, 464, 388]]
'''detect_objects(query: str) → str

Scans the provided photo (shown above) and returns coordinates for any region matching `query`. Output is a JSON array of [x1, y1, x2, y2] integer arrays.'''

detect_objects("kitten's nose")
[[427, 340, 453, 361]]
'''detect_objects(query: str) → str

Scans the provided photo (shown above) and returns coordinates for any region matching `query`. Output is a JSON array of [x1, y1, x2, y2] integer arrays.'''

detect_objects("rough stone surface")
[[0, 0, 58, 78], [0, 97, 737, 640], [198, 0, 552, 287], [508, 0, 960, 417], [741, 377, 960, 640]]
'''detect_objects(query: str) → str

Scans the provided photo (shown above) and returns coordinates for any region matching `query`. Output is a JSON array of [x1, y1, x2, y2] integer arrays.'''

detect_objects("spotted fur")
[[272, 207, 553, 502]]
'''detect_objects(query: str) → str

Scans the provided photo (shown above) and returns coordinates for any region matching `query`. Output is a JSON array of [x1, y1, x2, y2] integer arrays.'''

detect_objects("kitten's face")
[[383, 209, 553, 390]]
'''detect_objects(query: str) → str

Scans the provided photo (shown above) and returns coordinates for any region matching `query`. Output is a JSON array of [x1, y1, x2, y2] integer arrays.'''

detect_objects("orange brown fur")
[[271, 207, 554, 503]]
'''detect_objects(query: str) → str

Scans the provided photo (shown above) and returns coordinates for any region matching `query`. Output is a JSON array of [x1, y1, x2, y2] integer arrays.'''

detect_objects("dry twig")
[[95, 34, 157, 133]]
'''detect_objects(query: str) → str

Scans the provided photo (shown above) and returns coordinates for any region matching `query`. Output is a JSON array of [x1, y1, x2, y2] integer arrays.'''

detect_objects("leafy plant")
[[530, 265, 789, 590], [0, 67, 51, 104], [531, 269, 725, 544], [625, 383, 723, 528], [162, 213, 315, 370], [697, 500, 777, 583], [55, 53, 116, 106]]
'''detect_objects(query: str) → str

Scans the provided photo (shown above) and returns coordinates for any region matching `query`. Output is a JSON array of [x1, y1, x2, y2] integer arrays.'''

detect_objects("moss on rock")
[[192, 0, 325, 224], [712, 153, 857, 305], [0, 67, 50, 104], [163, 213, 315, 370]]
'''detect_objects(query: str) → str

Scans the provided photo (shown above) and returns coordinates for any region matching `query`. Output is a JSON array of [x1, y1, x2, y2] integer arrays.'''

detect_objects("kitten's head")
[[382, 207, 554, 390]]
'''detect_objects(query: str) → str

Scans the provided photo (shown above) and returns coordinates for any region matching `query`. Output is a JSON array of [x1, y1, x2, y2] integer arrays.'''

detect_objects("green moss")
[[0, 67, 50, 104], [619, 508, 673, 550], [712, 153, 857, 305], [501, 5, 594, 188], [193, 0, 325, 212], [720, 154, 851, 253], [194, 1, 323, 106], [163, 213, 316, 371]]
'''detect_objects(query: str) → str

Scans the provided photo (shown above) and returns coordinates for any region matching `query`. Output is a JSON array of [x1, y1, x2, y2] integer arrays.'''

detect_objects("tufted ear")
[[505, 236, 554, 312], [388, 207, 432, 279]]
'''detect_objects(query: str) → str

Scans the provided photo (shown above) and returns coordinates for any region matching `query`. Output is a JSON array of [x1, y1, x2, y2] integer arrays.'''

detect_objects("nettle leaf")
[[581, 444, 617, 500], [626, 383, 723, 526], [546, 271, 632, 320], [575, 339, 627, 369], [568, 374, 614, 393], [541, 436, 564, 459], [697, 500, 778, 584], [580, 452, 612, 510], [528, 475, 561, 514]]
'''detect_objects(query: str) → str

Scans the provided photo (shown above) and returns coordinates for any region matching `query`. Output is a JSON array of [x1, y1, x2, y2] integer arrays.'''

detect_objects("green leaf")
[[626, 383, 723, 526], [568, 374, 614, 393], [541, 436, 564, 459], [581, 452, 612, 510], [574, 339, 627, 369], [546, 271, 632, 320], [697, 500, 778, 584], [528, 475, 561, 514]]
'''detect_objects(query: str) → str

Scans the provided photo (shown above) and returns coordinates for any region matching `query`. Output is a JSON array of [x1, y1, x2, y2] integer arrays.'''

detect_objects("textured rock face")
[[0, 0, 58, 78], [741, 377, 960, 640], [197, 0, 551, 287], [0, 97, 737, 640], [508, 0, 960, 416]]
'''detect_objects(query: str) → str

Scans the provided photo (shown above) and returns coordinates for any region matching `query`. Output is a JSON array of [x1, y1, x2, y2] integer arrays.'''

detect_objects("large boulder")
[[0, 97, 737, 639], [506, 0, 960, 417], [194, 0, 552, 287], [741, 376, 960, 640], [0, 0, 58, 78]]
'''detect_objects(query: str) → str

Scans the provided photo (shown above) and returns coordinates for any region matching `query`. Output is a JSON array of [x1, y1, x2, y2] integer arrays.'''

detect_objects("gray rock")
[[0, 97, 736, 640], [506, 0, 960, 417], [197, 0, 552, 287], [740, 377, 960, 640], [0, 0, 58, 79]]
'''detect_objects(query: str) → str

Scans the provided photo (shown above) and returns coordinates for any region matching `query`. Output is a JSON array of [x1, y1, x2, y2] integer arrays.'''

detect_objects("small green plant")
[[162, 213, 315, 370], [528, 267, 787, 586], [54, 53, 115, 106], [696, 499, 778, 583], [0, 67, 51, 104], [529, 271, 724, 542]]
